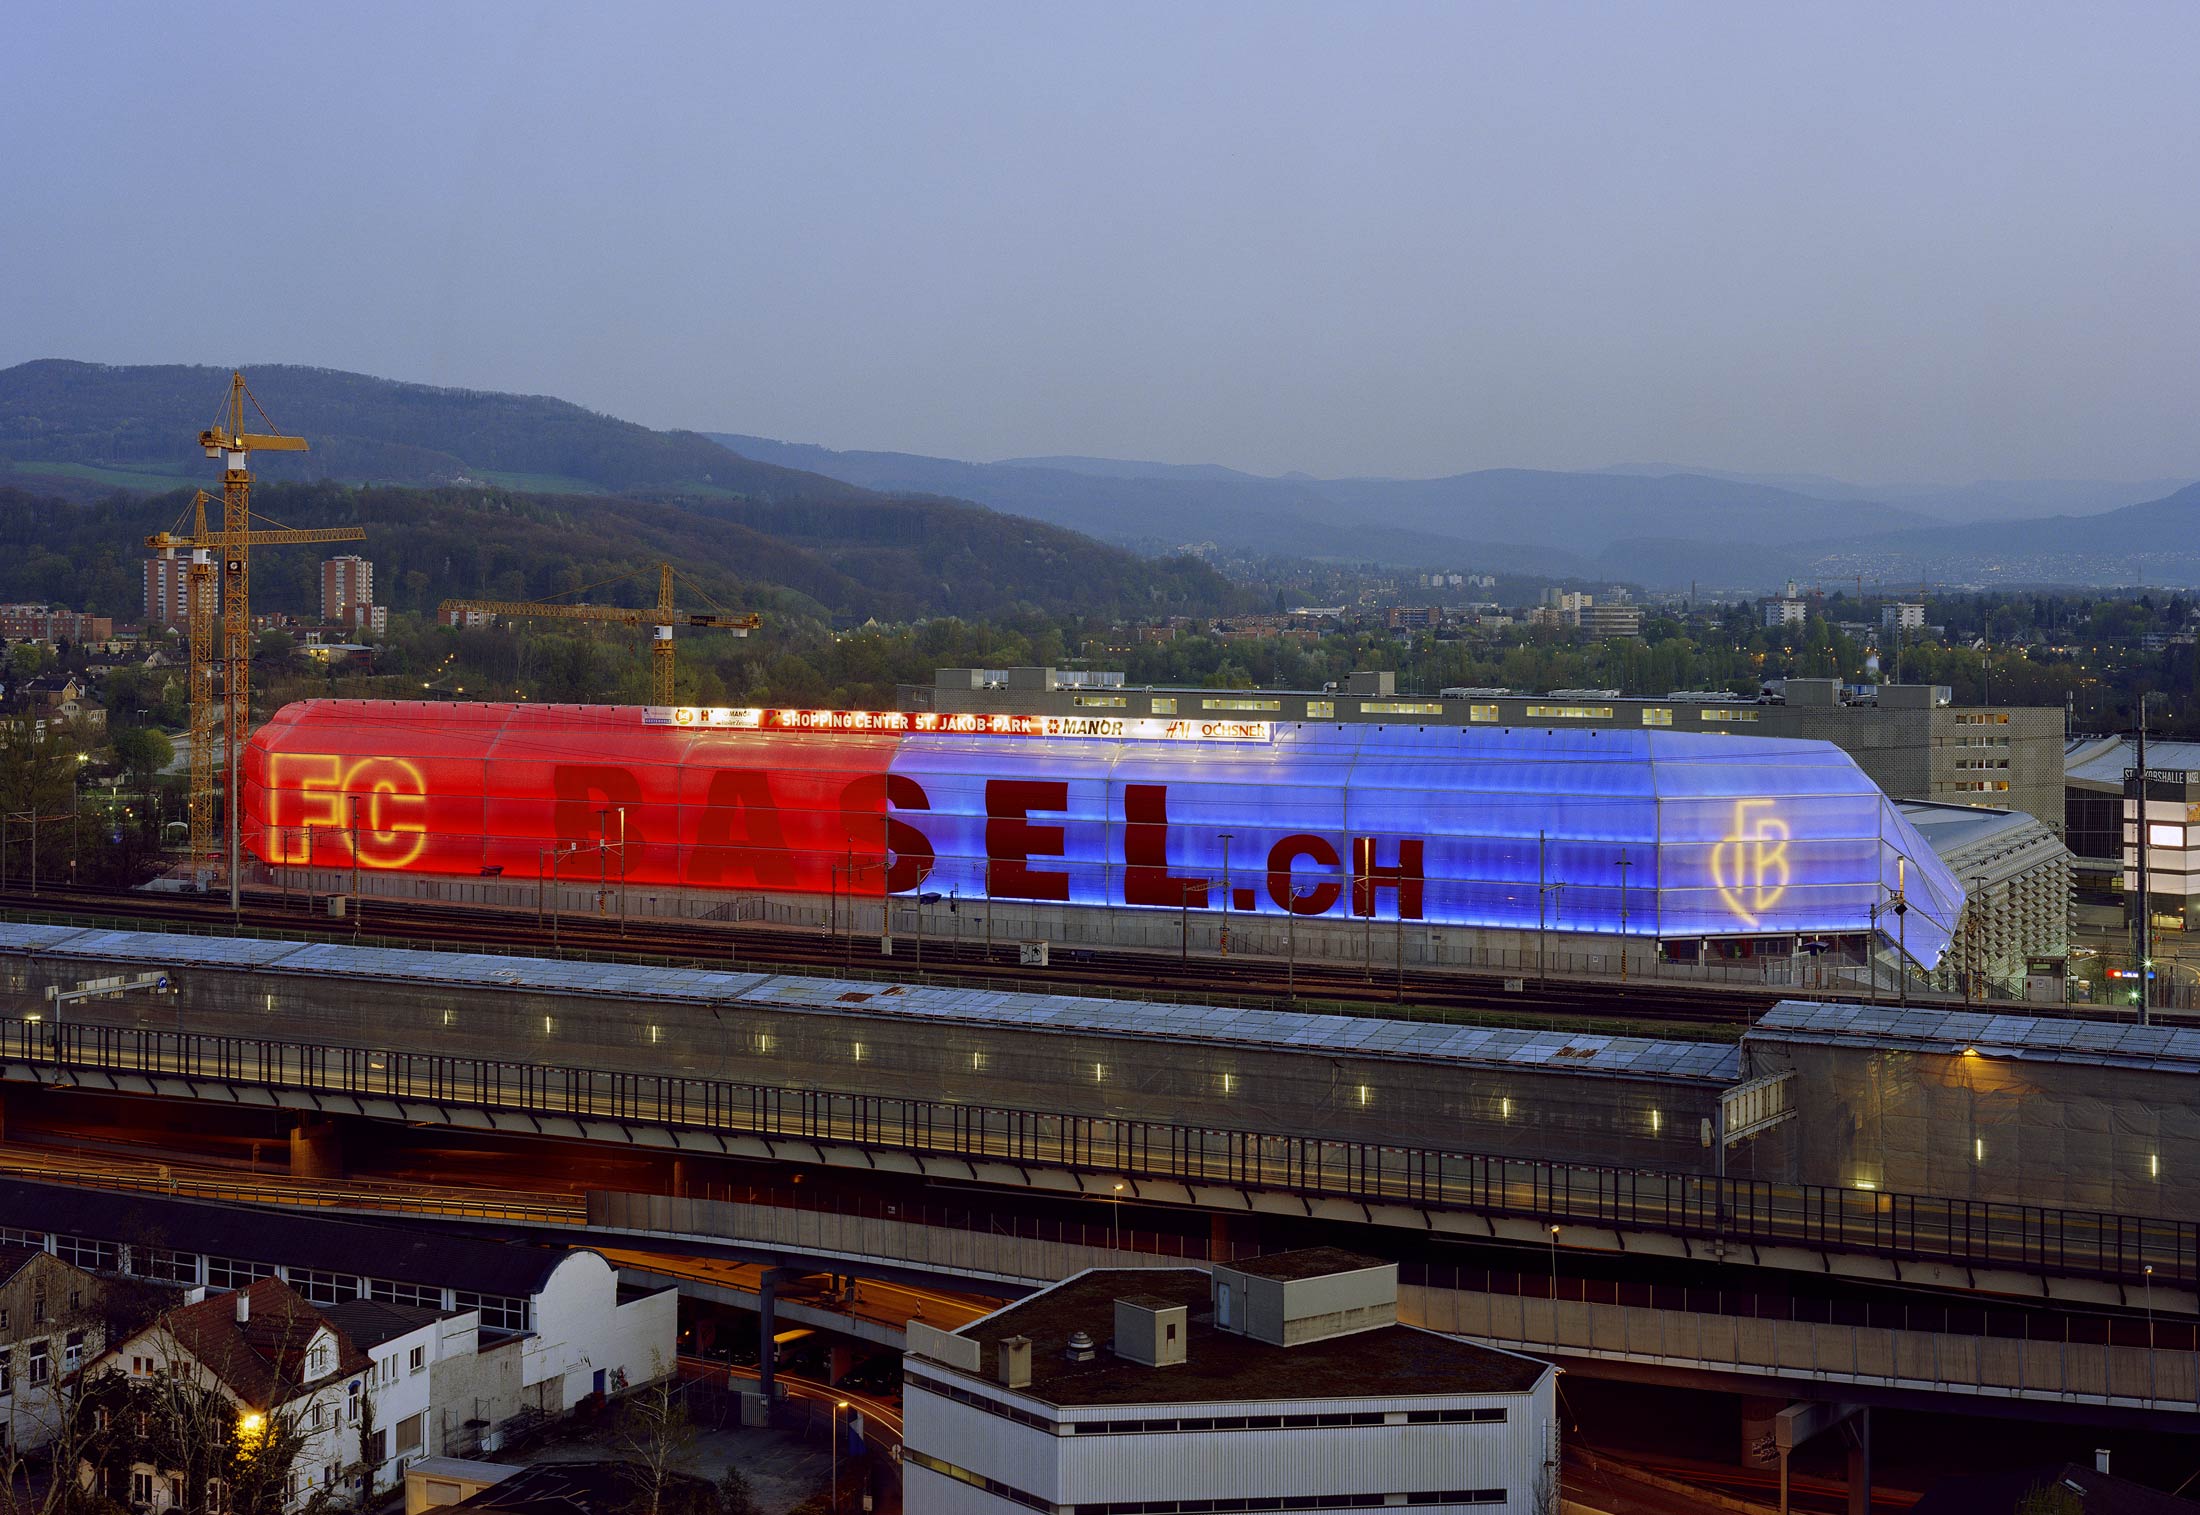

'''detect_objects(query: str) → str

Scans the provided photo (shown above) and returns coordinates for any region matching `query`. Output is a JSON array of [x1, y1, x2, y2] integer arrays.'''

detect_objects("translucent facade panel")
[[247, 704, 1964, 964]]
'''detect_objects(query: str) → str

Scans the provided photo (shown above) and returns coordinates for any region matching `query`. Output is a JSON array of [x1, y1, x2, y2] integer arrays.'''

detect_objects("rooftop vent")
[[234, 1291, 250, 1325], [998, 1336, 1032, 1390], [1063, 1329, 1098, 1364]]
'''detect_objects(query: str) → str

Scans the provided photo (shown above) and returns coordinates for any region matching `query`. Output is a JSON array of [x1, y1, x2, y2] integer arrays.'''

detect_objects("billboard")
[[244, 700, 1964, 963]]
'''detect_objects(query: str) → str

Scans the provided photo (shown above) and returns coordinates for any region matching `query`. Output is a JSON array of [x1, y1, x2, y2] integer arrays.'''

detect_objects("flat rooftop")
[[0, 924, 1741, 1085], [947, 1268, 1547, 1407], [1752, 1001, 2200, 1073], [1224, 1247, 1385, 1282]]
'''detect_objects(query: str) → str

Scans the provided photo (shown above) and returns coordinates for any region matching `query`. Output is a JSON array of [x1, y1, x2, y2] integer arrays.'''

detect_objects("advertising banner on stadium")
[[244, 700, 1963, 962]]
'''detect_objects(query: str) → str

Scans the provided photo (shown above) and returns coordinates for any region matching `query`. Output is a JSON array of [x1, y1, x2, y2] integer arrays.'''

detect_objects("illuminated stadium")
[[245, 700, 1965, 968]]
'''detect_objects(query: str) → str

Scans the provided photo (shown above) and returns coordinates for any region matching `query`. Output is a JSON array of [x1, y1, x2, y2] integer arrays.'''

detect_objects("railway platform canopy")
[[243, 699, 1968, 967]]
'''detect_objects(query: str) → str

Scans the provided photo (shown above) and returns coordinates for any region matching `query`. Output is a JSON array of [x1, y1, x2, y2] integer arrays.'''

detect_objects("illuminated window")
[[1469, 704, 1500, 723], [2149, 823, 2184, 848], [1360, 701, 1445, 716], [1955, 712, 2010, 725], [1699, 708, 1759, 723], [1306, 700, 1335, 719], [1525, 705, 1612, 720], [1072, 694, 1126, 708], [1149, 697, 1177, 715], [1201, 698, 1281, 712], [1640, 708, 1673, 726]]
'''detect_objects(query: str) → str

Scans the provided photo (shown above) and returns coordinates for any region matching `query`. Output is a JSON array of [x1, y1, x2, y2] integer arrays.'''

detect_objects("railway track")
[[6, 881, 2130, 1034]]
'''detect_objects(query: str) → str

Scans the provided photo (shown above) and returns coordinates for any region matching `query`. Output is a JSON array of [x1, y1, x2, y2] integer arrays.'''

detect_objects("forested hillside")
[[0, 480, 1246, 628]]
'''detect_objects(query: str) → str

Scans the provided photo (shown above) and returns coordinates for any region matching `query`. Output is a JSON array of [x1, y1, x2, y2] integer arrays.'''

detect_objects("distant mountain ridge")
[[711, 432, 1931, 580], [717, 431, 2200, 588]]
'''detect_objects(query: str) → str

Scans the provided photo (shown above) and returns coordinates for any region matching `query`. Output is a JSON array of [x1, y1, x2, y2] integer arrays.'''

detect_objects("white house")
[[323, 1300, 481, 1497], [904, 1249, 1558, 1515], [93, 1276, 369, 1513]]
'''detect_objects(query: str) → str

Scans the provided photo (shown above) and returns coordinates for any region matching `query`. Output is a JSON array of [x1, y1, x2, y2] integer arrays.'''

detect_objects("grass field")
[[5, 458, 201, 493]]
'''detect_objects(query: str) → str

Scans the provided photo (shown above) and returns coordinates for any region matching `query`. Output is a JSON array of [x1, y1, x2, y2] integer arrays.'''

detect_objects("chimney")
[[2095, 1449, 2111, 1476], [234, 1290, 250, 1325], [1063, 1329, 1097, 1364], [997, 1336, 1032, 1390]]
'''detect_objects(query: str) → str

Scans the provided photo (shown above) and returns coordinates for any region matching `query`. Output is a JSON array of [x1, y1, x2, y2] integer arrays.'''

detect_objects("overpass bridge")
[[1, 923, 2194, 1320], [4, 1148, 2194, 1434]]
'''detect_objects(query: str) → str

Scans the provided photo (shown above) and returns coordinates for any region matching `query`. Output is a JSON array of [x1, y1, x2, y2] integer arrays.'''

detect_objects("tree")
[[612, 1370, 694, 1515], [112, 727, 173, 829]]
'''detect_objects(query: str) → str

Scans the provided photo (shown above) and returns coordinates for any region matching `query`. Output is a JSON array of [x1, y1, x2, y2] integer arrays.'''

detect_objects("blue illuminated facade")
[[889, 724, 1965, 967]]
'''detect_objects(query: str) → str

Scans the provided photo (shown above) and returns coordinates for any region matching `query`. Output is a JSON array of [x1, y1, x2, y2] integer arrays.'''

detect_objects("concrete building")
[[1762, 596, 1808, 628], [320, 556, 374, 626], [1575, 602, 1643, 639], [142, 551, 200, 630], [904, 1250, 1558, 1515], [2065, 736, 2200, 937], [904, 668, 2068, 832], [1884, 602, 1926, 632]]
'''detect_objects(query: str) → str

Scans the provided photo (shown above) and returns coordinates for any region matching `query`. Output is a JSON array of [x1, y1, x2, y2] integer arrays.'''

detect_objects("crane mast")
[[149, 373, 362, 906], [439, 563, 759, 706]]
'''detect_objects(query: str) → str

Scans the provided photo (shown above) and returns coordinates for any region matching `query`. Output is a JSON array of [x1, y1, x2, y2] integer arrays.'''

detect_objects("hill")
[[1797, 481, 2200, 589], [0, 359, 843, 499], [0, 479, 1244, 629], [710, 432, 1925, 583], [0, 361, 1245, 623]]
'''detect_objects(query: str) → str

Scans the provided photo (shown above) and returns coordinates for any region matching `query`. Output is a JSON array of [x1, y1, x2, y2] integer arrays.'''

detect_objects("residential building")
[[1883, 602, 1926, 632], [1761, 597, 1807, 628], [0, 605, 114, 645], [904, 1249, 1558, 1515], [143, 551, 203, 631], [1385, 605, 1443, 631], [320, 556, 374, 625], [324, 1299, 477, 1496], [0, 1246, 124, 1454], [92, 1276, 369, 1513], [0, 1179, 677, 1460]]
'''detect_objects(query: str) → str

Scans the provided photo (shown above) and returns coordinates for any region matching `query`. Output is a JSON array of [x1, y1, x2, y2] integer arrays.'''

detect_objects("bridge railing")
[[7, 1015, 2193, 1289]]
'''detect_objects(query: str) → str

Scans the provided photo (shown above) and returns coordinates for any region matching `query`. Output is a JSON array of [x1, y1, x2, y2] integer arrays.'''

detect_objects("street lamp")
[[832, 1399, 850, 1512], [1112, 1181, 1126, 1252], [1547, 1224, 1561, 1297]]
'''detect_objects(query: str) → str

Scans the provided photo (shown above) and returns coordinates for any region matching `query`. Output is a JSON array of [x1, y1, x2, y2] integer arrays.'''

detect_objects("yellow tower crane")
[[145, 373, 363, 904], [437, 563, 759, 706]]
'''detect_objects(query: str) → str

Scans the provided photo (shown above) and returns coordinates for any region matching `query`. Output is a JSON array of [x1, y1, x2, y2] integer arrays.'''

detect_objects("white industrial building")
[[904, 1249, 1558, 1515]]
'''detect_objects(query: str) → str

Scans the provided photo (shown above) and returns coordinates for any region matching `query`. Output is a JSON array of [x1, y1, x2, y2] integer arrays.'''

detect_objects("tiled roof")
[[151, 1277, 368, 1409]]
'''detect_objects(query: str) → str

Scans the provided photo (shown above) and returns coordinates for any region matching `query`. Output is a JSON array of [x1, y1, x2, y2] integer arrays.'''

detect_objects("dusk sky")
[[5, 2, 2195, 484]]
